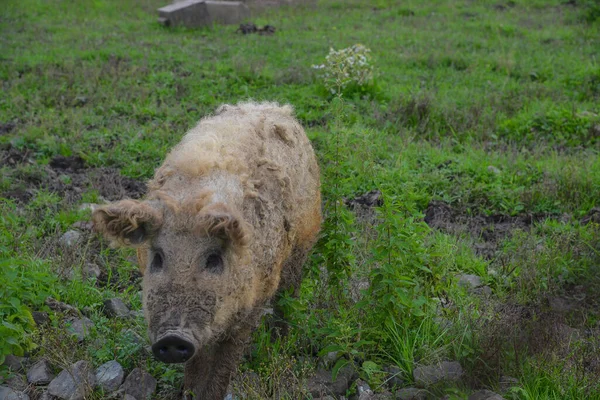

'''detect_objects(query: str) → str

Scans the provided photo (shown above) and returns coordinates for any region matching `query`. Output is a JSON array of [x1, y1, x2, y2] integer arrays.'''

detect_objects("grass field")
[[1, 0, 600, 398]]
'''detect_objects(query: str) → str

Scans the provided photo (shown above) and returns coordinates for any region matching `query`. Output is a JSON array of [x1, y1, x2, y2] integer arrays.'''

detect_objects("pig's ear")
[[196, 203, 249, 247], [92, 200, 163, 246]]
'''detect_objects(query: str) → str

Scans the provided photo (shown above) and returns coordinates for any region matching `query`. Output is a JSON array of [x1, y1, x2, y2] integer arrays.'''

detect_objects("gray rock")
[[3, 355, 27, 372], [468, 390, 505, 400], [103, 298, 130, 318], [32, 311, 50, 326], [67, 317, 95, 341], [6, 374, 27, 391], [120, 368, 157, 400], [474, 285, 493, 296], [82, 263, 101, 280], [355, 379, 374, 399], [119, 329, 146, 346], [383, 365, 403, 388], [45, 297, 79, 316], [0, 386, 30, 400], [77, 203, 97, 212], [458, 274, 483, 289], [95, 360, 125, 393], [59, 230, 82, 247], [487, 166, 501, 174], [395, 388, 427, 400], [315, 397, 336, 400], [306, 366, 355, 397], [158, 0, 249, 28], [38, 392, 52, 400], [321, 351, 340, 368], [413, 361, 463, 387], [48, 360, 96, 400], [27, 359, 54, 385], [123, 395, 136, 400]]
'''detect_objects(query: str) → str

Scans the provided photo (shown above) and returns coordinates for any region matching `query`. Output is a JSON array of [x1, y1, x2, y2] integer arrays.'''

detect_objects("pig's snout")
[[152, 334, 195, 364]]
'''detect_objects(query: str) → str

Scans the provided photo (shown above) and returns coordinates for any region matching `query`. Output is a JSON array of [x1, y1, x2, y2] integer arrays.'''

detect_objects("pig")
[[92, 102, 321, 399]]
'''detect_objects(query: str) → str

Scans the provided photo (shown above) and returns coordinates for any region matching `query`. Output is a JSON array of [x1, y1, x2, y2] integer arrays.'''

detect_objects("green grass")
[[1, 0, 600, 398]]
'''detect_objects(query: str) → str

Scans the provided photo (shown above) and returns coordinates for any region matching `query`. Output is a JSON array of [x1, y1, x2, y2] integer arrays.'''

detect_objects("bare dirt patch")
[[1, 147, 146, 204], [423, 200, 556, 259]]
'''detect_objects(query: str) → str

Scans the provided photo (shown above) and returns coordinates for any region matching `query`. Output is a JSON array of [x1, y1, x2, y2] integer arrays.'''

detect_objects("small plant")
[[312, 44, 375, 96]]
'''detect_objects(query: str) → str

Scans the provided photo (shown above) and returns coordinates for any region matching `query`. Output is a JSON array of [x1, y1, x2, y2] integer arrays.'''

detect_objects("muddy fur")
[[93, 101, 321, 399]]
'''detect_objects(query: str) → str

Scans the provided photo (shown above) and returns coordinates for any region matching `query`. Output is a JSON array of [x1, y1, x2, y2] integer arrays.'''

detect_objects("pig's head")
[[92, 198, 255, 364]]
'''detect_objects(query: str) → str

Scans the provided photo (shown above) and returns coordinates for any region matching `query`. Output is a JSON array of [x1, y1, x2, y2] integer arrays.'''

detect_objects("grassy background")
[[1, 0, 600, 398]]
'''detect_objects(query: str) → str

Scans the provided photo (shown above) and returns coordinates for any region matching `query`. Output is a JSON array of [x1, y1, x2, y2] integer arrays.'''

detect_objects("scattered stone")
[[27, 359, 54, 385], [306, 366, 355, 398], [3, 355, 27, 372], [158, 0, 250, 28], [383, 365, 403, 388], [236, 23, 276, 35], [128, 310, 144, 318], [81, 263, 102, 280], [6, 374, 27, 391], [433, 316, 453, 330], [45, 297, 80, 316], [395, 387, 427, 400], [48, 360, 96, 400], [123, 395, 136, 400], [469, 390, 505, 400], [95, 360, 125, 394], [458, 274, 483, 289], [59, 230, 82, 247], [103, 298, 130, 318], [345, 190, 383, 209], [581, 207, 600, 225], [487, 166, 501, 174], [413, 361, 463, 387], [0, 386, 30, 400], [120, 368, 157, 400], [32, 311, 50, 326], [38, 391, 52, 400], [70, 220, 94, 231], [474, 285, 493, 296], [321, 351, 340, 368], [67, 317, 95, 341], [355, 379, 374, 399], [73, 96, 88, 107]]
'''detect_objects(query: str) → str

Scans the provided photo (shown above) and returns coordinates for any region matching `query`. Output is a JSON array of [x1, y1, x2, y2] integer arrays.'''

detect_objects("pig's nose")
[[152, 335, 195, 363]]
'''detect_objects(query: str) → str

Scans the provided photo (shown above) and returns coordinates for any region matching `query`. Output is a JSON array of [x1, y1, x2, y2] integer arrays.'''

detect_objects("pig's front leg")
[[183, 339, 242, 400]]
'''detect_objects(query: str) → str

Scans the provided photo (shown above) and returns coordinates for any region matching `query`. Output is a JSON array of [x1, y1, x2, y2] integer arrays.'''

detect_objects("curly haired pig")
[[92, 102, 321, 399]]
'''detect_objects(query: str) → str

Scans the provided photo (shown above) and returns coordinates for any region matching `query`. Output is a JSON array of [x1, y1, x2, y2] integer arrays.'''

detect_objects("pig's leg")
[[272, 245, 311, 335], [184, 316, 260, 399]]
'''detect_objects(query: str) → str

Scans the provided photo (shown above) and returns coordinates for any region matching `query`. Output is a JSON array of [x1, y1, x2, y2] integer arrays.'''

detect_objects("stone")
[[383, 365, 403, 388], [120, 368, 157, 400], [413, 361, 463, 387], [59, 230, 82, 247], [395, 388, 427, 400], [468, 390, 505, 400], [487, 166, 501, 174], [306, 366, 355, 398], [119, 329, 146, 346], [3, 355, 27, 372], [0, 386, 30, 400], [321, 351, 340, 368], [32, 311, 50, 326], [95, 360, 125, 393], [474, 285, 493, 296], [67, 317, 95, 341], [355, 379, 374, 399], [82, 263, 101, 280], [458, 274, 483, 289], [48, 360, 96, 400], [27, 359, 54, 385], [38, 392, 52, 400], [103, 298, 130, 318], [45, 297, 79, 316], [6, 374, 27, 391], [158, 1, 250, 28]]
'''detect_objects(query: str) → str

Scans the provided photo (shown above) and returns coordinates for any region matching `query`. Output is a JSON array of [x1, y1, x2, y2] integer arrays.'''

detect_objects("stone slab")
[[158, 1, 249, 28]]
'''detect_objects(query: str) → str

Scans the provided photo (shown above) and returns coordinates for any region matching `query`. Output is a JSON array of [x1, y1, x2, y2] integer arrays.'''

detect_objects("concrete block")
[[158, 1, 249, 28]]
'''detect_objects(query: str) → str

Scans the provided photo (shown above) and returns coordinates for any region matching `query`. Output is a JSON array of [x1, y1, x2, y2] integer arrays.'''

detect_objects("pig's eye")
[[150, 252, 163, 273], [205, 252, 223, 273]]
